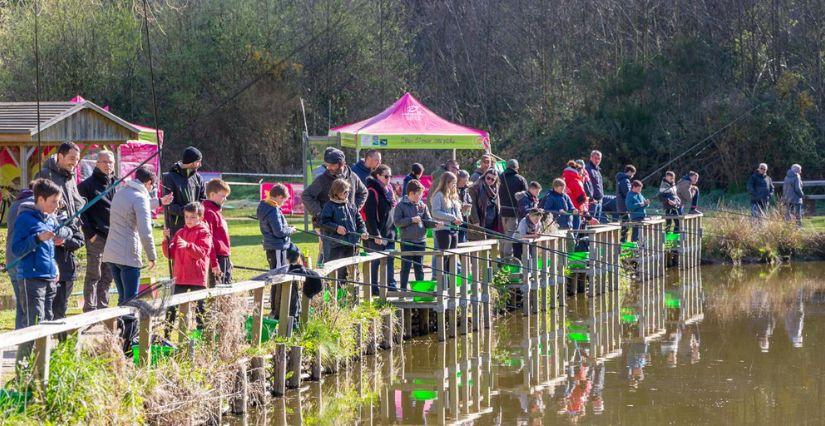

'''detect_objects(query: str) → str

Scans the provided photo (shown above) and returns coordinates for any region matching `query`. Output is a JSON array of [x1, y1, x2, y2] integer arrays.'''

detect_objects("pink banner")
[[260, 182, 304, 215]]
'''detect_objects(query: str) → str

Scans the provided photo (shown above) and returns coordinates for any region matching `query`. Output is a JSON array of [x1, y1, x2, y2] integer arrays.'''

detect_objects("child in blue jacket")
[[626, 180, 651, 241], [516, 181, 542, 220], [542, 178, 577, 229], [11, 179, 72, 330], [319, 179, 368, 279]]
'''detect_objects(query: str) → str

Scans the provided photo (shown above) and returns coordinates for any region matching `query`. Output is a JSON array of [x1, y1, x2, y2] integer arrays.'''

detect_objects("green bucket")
[[567, 323, 590, 343], [567, 251, 589, 270], [621, 241, 638, 258], [411, 280, 437, 302], [665, 290, 681, 309], [665, 231, 681, 249], [244, 315, 279, 343], [411, 390, 438, 401], [132, 344, 175, 366]]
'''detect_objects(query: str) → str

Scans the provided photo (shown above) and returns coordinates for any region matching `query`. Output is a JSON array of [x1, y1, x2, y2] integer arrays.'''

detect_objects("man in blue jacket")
[[351, 149, 382, 184], [746, 163, 774, 219]]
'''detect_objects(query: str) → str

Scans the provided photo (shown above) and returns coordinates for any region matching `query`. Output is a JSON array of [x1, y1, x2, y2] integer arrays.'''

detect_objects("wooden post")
[[482, 249, 492, 329], [251, 287, 265, 346], [177, 301, 191, 343], [310, 349, 322, 381], [277, 281, 294, 338], [470, 255, 480, 332], [447, 254, 457, 338], [382, 313, 393, 349], [459, 254, 468, 335], [33, 335, 51, 384], [139, 313, 152, 366], [272, 343, 287, 397], [354, 322, 363, 358], [250, 356, 267, 402], [287, 345, 303, 388], [394, 309, 404, 344], [231, 361, 248, 414], [521, 241, 531, 315]]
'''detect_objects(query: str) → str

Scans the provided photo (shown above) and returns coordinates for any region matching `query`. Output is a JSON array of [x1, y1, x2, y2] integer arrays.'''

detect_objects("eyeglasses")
[[381, 175, 391, 179], [485, 176, 496, 182]]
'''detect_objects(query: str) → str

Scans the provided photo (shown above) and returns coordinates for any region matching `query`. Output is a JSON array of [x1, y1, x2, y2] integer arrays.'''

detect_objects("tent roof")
[[329, 92, 489, 151]]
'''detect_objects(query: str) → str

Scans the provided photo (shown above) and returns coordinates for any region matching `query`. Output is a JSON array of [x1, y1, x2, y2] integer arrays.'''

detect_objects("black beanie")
[[182, 146, 202, 164]]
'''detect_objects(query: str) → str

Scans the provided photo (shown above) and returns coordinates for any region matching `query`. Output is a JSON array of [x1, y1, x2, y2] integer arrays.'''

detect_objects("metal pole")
[[300, 98, 310, 231]]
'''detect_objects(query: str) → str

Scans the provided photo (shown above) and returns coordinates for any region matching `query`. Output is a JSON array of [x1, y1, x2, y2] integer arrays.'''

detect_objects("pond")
[[235, 262, 825, 425]]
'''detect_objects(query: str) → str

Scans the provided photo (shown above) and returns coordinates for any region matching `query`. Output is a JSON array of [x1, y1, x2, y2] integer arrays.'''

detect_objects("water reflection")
[[240, 262, 825, 424]]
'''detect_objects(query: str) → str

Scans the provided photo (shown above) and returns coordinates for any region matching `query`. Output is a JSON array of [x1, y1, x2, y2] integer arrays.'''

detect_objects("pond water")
[[236, 262, 825, 425]]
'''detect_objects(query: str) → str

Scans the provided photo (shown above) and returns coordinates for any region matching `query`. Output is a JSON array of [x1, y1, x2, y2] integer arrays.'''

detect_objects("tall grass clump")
[[703, 208, 805, 264]]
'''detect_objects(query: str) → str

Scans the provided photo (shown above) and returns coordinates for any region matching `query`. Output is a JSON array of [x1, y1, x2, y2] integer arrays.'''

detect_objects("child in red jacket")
[[203, 179, 232, 285], [164, 202, 213, 329]]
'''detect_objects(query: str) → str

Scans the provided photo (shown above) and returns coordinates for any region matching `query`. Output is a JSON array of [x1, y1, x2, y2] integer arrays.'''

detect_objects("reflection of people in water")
[[686, 323, 701, 363], [559, 345, 593, 420], [750, 290, 776, 353], [784, 291, 805, 348], [661, 320, 683, 368], [625, 340, 648, 388], [590, 361, 605, 415]]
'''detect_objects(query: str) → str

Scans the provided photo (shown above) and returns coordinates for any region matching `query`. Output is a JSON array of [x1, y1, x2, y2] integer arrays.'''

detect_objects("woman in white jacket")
[[430, 172, 464, 272], [102, 166, 170, 303]]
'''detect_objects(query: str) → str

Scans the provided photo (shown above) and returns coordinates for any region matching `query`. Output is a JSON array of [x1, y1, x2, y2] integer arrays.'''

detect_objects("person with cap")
[[351, 149, 382, 184], [163, 146, 206, 237], [747, 163, 774, 219], [301, 147, 368, 261], [498, 159, 528, 257]]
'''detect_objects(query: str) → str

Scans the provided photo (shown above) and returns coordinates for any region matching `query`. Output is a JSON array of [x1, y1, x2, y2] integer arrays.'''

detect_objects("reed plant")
[[703, 207, 808, 264]]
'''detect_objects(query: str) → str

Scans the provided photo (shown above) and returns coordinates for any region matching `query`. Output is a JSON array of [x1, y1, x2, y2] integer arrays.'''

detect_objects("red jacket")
[[203, 200, 231, 269], [563, 167, 588, 211], [163, 222, 213, 287]]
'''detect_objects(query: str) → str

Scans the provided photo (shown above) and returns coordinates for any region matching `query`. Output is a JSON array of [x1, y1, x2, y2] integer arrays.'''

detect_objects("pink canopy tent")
[[329, 92, 490, 151]]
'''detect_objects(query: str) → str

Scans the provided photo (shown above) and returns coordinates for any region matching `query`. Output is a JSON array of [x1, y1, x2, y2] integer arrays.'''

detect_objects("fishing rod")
[[235, 265, 493, 306]]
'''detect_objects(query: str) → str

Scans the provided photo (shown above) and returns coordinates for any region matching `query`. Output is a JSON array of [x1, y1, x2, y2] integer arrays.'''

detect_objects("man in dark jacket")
[[351, 149, 381, 184], [746, 163, 774, 218], [498, 159, 528, 257], [77, 151, 116, 311], [163, 146, 205, 236], [301, 147, 368, 263], [585, 150, 604, 220], [615, 165, 636, 219], [53, 212, 85, 322], [35, 141, 84, 221]]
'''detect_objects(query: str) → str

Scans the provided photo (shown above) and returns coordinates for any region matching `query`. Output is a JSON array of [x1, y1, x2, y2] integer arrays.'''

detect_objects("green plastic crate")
[[567, 251, 589, 270], [411, 280, 437, 302], [244, 315, 279, 343], [620, 241, 638, 258], [665, 290, 681, 309], [567, 323, 590, 343], [132, 344, 175, 366], [620, 307, 639, 324], [0, 389, 31, 413]]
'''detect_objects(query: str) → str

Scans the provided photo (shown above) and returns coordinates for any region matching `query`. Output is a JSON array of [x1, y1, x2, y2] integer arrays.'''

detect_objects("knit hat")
[[507, 159, 519, 170], [324, 147, 345, 164], [182, 146, 202, 164]]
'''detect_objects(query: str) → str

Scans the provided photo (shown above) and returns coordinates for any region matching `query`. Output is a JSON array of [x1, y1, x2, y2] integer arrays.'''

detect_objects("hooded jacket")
[[615, 172, 633, 213], [11, 205, 61, 280], [163, 222, 213, 287], [102, 179, 157, 268], [351, 159, 372, 184], [204, 199, 231, 269], [658, 179, 681, 208], [77, 167, 115, 240], [34, 156, 85, 221], [162, 162, 205, 234], [393, 196, 437, 242], [626, 192, 648, 221], [783, 168, 804, 205], [498, 168, 528, 217], [585, 161, 604, 201], [516, 190, 539, 220], [319, 199, 367, 249], [747, 172, 774, 203], [542, 190, 575, 229], [257, 199, 292, 250], [301, 165, 368, 219], [563, 167, 588, 211], [364, 177, 396, 239], [5, 190, 33, 281]]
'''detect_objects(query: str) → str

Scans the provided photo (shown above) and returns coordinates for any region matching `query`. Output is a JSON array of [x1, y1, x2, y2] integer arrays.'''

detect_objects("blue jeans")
[[785, 203, 803, 227], [107, 263, 141, 305], [689, 188, 700, 211], [589, 201, 604, 224], [751, 200, 768, 218], [368, 239, 396, 294], [400, 241, 425, 290]]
